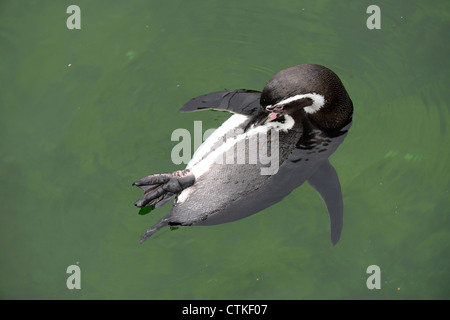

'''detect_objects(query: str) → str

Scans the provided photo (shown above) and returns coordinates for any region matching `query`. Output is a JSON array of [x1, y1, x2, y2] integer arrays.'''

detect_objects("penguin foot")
[[133, 169, 195, 208]]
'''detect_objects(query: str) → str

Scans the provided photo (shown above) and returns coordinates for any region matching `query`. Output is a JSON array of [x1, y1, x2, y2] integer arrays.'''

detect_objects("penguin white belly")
[[186, 114, 250, 171], [174, 115, 296, 223]]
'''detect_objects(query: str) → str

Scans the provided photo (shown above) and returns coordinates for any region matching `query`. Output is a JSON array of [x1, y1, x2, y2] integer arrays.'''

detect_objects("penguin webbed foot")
[[133, 169, 195, 208]]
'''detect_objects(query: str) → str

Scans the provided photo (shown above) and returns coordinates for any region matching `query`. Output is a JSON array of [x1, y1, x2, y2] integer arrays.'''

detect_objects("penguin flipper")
[[307, 160, 344, 245], [179, 89, 262, 115]]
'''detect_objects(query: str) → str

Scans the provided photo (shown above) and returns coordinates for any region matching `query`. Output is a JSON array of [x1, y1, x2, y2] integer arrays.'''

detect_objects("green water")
[[1, 0, 449, 300]]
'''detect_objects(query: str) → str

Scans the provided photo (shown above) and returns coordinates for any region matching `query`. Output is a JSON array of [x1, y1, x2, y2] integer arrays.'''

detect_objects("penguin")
[[133, 64, 353, 245]]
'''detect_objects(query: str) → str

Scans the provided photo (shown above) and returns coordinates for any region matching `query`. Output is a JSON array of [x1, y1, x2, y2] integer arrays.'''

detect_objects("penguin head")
[[260, 64, 353, 129]]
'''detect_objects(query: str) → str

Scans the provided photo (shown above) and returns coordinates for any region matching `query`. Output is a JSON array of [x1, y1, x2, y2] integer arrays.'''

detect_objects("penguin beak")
[[267, 112, 279, 121], [265, 105, 283, 122], [265, 105, 284, 122]]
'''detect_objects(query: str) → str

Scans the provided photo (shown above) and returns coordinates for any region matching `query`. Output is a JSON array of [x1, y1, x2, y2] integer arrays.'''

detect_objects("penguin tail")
[[132, 169, 195, 208], [140, 217, 170, 243]]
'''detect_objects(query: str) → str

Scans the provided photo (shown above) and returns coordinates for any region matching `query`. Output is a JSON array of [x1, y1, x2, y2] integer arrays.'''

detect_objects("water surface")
[[0, 0, 449, 299]]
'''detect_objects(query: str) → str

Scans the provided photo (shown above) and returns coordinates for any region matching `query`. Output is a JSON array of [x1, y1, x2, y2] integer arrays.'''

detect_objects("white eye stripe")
[[267, 93, 326, 114]]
